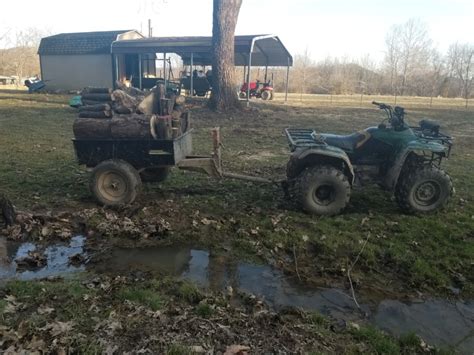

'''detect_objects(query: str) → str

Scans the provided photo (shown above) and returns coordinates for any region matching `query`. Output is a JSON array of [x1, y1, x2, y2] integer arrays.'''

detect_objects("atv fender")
[[384, 141, 449, 190], [287, 146, 355, 184]]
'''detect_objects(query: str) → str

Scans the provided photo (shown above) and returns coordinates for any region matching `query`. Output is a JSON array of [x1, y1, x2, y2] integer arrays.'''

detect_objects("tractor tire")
[[295, 165, 351, 216], [90, 159, 142, 206], [239, 92, 247, 99], [261, 90, 271, 100], [140, 167, 170, 183], [395, 166, 453, 214]]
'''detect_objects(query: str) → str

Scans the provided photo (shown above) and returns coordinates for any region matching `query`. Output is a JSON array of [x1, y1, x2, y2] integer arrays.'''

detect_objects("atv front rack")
[[411, 126, 453, 157]]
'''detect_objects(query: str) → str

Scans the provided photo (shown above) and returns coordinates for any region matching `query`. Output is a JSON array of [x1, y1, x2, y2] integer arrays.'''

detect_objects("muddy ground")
[[1, 91, 473, 353]]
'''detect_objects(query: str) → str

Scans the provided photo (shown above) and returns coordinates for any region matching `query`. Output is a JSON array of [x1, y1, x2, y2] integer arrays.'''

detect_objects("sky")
[[1, 0, 473, 63]]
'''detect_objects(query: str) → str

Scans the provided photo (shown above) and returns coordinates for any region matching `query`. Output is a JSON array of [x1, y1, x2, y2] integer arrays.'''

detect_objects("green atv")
[[285, 101, 453, 216]]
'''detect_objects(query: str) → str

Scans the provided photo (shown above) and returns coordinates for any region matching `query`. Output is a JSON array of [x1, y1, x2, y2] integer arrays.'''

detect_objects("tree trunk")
[[208, 0, 242, 111], [0, 194, 16, 227]]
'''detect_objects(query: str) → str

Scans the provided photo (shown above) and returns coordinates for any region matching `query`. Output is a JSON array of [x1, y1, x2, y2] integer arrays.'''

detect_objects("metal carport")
[[111, 34, 293, 103]]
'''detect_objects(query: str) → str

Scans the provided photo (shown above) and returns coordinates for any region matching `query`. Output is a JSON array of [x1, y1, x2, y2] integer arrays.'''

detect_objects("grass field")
[[0, 91, 473, 352]]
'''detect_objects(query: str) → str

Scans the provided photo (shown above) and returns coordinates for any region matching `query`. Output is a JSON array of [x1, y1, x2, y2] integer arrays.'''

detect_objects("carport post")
[[138, 54, 143, 89], [264, 65, 268, 82], [190, 52, 194, 97], [246, 52, 252, 107], [243, 64, 246, 84], [285, 57, 290, 103], [163, 52, 167, 89], [115, 55, 119, 86]]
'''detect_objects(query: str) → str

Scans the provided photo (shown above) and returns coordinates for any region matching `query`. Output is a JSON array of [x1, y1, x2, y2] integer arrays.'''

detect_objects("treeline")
[[0, 28, 45, 82], [269, 19, 473, 102]]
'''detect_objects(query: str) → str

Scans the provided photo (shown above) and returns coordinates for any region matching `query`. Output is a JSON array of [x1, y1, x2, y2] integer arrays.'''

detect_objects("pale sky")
[[1, 0, 473, 63]]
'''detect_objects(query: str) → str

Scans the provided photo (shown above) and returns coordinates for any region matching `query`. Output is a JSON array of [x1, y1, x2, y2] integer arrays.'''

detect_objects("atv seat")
[[321, 132, 370, 151]]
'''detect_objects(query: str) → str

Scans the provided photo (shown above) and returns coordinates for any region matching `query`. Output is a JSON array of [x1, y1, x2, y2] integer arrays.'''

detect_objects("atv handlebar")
[[372, 101, 392, 110], [372, 101, 406, 129]]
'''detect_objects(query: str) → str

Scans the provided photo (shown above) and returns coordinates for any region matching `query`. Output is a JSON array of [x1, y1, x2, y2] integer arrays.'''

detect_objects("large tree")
[[208, 0, 242, 111]]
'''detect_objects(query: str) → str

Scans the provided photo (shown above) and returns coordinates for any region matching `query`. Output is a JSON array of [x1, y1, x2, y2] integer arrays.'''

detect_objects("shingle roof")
[[38, 30, 135, 55]]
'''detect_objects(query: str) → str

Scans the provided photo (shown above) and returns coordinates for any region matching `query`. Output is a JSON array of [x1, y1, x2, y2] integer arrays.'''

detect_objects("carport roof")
[[111, 35, 293, 67]]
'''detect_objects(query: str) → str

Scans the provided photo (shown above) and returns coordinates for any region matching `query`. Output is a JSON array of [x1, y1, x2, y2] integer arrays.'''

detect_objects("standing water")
[[0, 240, 473, 353]]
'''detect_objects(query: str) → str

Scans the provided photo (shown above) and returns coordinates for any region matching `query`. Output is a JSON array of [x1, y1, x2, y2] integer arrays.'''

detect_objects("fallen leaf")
[[224, 345, 250, 355]]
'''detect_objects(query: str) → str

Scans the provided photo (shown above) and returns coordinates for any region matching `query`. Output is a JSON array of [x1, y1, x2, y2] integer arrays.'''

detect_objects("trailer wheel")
[[90, 159, 142, 206], [295, 165, 351, 216], [261, 90, 271, 100], [140, 167, 170, 183]]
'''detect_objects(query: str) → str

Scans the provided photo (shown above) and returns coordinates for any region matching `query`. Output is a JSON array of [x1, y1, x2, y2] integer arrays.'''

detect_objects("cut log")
[[154, 115, 172, 140], [0, 194, 16, 226], [82, 99, 110, 106], [82, 87, 112, 94], [78, 103, 111, 112], [160, 99, 172, 115], [112, 90, 139, 113], [114, 105, 133, 114], [175, 95, 186, 105], [115, 81, 145, 97], [78, 111, 112, 119], [73, 118, 111, 139], [181, 111, 191, 133], [138, 92, 154, 115], [153, 84, 166, 114], [110, 114, 153, 139], [81, 93, 113, 102]]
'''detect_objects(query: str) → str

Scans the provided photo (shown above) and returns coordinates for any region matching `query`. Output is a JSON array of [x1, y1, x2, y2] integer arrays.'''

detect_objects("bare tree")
[[209, 0, 243, 111], [384, 19, 432, 96], [384, 24, 401, 96], [293, 48, 314, 100], [448, 42, 474, 107]]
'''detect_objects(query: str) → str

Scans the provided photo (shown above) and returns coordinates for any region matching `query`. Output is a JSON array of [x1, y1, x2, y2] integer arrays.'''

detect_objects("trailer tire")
[[90, 159, 142, 206], [295, 165, 350, 216], [140, 167, 170, 183]]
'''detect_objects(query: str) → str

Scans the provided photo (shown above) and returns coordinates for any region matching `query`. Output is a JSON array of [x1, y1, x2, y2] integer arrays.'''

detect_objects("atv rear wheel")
[[295, 165, 351, 216], [395, 166, 453, 213], [90, 159, 142, 206]]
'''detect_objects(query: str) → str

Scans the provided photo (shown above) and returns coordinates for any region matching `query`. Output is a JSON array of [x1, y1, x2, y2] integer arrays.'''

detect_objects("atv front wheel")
[[395, 166, 453, 213], [295, 165, 351, 216]]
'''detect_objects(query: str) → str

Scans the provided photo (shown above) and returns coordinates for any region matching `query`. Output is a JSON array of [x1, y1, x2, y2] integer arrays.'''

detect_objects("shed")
[[38, 30, 143, 90]]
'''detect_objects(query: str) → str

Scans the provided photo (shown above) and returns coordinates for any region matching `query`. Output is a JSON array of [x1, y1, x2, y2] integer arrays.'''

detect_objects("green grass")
[[117, 287, 164, 311], [1, 91, 473, 297]]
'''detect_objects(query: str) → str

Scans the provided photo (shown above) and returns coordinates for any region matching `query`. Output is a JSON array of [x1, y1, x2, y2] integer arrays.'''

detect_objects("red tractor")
[[239, 80, 274, 100]]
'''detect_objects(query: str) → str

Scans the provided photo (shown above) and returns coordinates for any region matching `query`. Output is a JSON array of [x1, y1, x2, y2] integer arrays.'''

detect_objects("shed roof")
[[111, 35, 293, 67], [38, 30, 139, 55]]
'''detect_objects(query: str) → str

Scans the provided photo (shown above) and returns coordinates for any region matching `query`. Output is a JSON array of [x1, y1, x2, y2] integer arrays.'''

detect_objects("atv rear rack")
[[285, 128, 321, 150]]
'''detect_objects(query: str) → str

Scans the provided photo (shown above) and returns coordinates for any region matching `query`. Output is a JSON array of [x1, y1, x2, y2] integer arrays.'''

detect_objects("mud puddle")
[[0, 240, 473, 352], [0, 236, 85, 280]]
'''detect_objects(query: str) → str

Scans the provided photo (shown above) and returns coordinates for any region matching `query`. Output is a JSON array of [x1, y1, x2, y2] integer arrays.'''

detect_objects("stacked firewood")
[[73, 85, 190, 141]]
